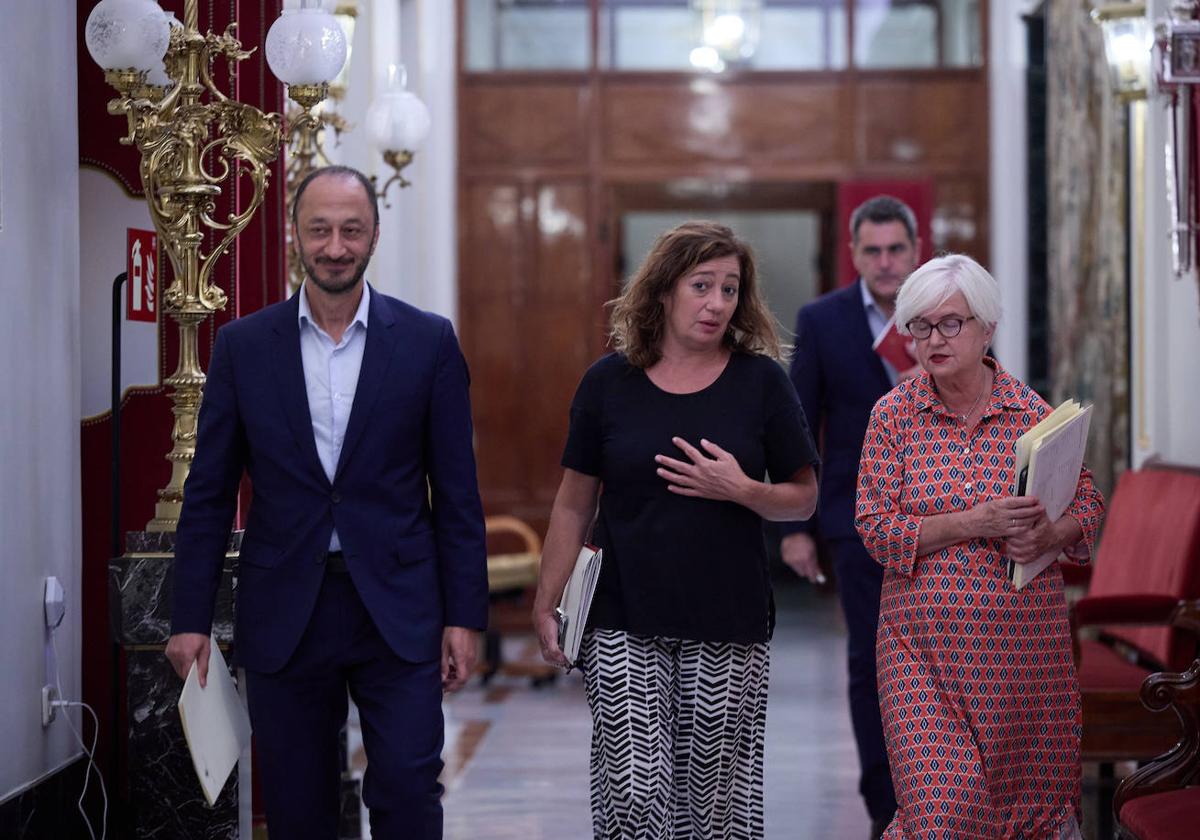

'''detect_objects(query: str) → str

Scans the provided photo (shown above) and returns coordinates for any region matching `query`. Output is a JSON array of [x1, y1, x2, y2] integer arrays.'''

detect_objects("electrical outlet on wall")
[[44, 576, 65, 629], [41, 685, 58, 727]]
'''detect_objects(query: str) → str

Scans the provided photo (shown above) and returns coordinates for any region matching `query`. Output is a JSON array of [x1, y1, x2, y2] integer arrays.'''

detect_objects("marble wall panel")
[[1046, 0, 1130, 495], [110, 530, 244, 838], [126, 651, 240, 839], [114, 531, 240, 645]]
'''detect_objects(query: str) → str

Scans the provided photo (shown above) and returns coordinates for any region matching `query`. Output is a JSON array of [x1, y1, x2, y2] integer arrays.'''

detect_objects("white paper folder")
[[177, 638, 252, 806], [556, 544, 603, 666]]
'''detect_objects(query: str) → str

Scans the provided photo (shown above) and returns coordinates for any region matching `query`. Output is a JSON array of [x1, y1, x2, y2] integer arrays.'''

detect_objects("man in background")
[[166, 166, 488, 840], [781, 195, 921, 839]]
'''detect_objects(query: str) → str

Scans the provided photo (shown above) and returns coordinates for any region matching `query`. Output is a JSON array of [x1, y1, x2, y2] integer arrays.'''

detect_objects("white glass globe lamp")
[[266, 1, 348, 109], [366, 65, 432, 154], [85, 0, 171, 82]]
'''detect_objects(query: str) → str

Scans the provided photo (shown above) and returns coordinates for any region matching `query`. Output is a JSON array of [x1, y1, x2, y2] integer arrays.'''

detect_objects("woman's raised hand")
[[969, 496, 1045, 539], [655, 437, 748, 502]]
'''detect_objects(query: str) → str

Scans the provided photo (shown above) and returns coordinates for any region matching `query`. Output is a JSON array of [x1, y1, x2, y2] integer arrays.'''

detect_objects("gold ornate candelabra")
[[87, 0, 345, 530]]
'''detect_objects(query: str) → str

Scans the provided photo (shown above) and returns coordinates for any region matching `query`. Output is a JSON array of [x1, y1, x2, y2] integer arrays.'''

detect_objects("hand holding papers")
[[177, 638, 252, 806], [555, 544, 603, 667], [1008, 400, 1093, 590]]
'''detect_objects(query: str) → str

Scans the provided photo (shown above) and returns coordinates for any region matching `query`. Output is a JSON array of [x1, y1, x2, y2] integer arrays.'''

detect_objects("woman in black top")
[[534, 221, 819, 839]]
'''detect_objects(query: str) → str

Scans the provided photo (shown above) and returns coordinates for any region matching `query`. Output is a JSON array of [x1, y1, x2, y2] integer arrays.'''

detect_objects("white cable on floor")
[[50, 630, 108, 840]]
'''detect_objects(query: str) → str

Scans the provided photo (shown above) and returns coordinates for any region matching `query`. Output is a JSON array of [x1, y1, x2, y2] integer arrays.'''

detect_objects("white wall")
[[0, 0, 83, 802], [1136, 0, 1200, 467], [988, 0, 1041, 381], [326, 0, 458, 323]]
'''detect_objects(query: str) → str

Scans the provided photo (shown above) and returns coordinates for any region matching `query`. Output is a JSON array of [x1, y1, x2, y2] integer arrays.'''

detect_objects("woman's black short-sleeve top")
[[561, 351, 819, 644]]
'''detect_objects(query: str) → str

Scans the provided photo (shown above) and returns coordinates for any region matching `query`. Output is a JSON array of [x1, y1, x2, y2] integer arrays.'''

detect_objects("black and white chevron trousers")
[[580, 629, 770, 840]]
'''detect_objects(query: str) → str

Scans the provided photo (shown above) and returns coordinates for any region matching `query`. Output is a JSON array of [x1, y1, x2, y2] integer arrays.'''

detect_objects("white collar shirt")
[[298, 282, 371, 550]]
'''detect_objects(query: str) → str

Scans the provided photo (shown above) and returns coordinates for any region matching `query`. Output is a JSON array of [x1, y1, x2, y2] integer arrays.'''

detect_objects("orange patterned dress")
[[856, 361, 1105, 840]]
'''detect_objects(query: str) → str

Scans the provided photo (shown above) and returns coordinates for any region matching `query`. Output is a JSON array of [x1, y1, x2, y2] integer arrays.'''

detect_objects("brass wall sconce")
[[85, 0, 347, 532], [1155, 2, 1200, 281], [1092, 2, 1200, 280], [366, 64, 431, 205], [1092, 2, 1154, 101]]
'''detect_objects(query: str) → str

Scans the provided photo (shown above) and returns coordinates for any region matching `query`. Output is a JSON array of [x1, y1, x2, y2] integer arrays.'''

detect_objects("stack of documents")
[[556, 544, 604, 666], [178, 639, 253, 806], [1008, 400, 1093, 589]]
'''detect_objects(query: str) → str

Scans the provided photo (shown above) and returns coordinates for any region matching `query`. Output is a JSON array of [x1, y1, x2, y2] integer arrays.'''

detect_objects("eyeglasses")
[[906, 316, 975, 340]]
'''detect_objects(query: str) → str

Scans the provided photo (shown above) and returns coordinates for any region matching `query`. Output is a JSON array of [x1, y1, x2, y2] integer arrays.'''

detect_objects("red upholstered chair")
[[1070, 463, 1200, 765], [1114, 647, 1200, 840]]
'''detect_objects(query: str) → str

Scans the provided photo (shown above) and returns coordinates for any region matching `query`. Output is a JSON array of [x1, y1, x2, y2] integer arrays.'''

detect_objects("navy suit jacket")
[[171, 286, 489, 673], [783, 280, 893, 543]]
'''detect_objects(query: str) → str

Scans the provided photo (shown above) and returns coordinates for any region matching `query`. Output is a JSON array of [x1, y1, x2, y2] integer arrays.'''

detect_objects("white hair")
[[894, 254, 1002, 336]]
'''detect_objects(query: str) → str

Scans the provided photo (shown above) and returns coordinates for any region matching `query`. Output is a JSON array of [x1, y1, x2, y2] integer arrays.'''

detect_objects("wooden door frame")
[[599, 179, 840, 305]]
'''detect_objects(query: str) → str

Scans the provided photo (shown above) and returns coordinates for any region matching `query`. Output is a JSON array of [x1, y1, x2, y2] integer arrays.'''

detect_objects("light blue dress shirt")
[[859, 277, 900, 385], [298, 282, 371, 551]]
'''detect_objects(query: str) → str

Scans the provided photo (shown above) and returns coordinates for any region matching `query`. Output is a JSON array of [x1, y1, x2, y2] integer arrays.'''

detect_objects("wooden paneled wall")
[[459, 64, 991, 531]]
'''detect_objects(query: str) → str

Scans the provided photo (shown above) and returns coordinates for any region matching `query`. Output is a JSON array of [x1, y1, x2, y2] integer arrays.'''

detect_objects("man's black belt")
[[324, 550, 348, 573]]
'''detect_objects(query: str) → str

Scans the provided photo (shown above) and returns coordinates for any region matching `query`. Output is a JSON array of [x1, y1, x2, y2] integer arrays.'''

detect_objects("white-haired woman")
[[855, 254, 1104, 840]]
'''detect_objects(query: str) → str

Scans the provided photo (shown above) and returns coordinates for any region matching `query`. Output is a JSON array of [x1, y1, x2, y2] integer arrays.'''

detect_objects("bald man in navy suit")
[[166, 166, 487, 840]]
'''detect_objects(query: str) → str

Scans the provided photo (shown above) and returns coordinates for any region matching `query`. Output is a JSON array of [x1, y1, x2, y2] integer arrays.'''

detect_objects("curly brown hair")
[[609, 220, 784, 368]]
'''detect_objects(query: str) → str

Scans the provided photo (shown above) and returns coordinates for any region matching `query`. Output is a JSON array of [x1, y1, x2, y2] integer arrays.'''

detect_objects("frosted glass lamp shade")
[[367, 91, 432, 153], [266, 8, 348, 85], [1092, 4, 1152, 100], [145, 61, 171, 87], [282, 0, 338, 9], [85, 0, 170, 73], [1104, 17, 1153, 96], [144, 14, 181, 88]]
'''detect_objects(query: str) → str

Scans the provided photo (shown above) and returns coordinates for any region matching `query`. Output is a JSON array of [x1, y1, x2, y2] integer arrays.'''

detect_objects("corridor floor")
[[438, 582, 869, 839], [342, 578, 1115, 838]]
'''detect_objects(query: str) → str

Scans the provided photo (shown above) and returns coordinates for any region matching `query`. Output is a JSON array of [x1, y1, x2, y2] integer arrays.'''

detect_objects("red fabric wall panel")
[[835, 180, 937, 287]]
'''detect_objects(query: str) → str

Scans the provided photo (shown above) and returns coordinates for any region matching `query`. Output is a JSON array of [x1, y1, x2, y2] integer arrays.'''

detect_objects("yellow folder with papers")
[[1008, 400, 1093, 590]]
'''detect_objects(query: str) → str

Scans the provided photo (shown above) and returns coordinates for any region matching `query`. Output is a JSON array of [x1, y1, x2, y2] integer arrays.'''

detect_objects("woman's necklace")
[[954, 370, 993, 423]]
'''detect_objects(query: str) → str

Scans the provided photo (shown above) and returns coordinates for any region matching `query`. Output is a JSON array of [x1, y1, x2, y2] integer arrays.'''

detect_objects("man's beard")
[[302, 252, 371, 295]]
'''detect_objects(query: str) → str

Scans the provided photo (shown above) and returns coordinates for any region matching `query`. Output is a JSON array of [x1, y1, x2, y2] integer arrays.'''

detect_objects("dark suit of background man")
[[780, 195, 921, 840], [166, 165, 489, 840]]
